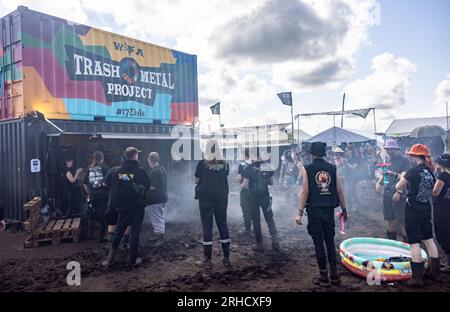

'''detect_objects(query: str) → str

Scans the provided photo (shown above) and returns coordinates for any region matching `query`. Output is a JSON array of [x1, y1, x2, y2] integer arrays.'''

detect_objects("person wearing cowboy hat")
[[376, 139, 410, 242], [432, 154, 450, 273], [296, 142, 347, 287], [394, 144, 441, 287]]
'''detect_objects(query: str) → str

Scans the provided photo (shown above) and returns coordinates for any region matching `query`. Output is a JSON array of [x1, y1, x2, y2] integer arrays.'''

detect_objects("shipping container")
[[0, 6, 198, 125]]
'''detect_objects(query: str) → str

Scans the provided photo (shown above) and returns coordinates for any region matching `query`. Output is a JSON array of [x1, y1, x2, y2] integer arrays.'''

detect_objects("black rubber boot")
[[196, 245, 212, 269], [429, 257, 442, 282], [407, 262, 424, 288], [101, 247, 117, 268], [330, 266, 341, 285], [313, 270, 330, 287], [386, 231, 397, 241], [221, 242, 232, 268]]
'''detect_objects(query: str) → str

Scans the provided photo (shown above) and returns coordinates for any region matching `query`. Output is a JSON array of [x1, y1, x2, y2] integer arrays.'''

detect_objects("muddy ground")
[[0, 182, 449, 292]]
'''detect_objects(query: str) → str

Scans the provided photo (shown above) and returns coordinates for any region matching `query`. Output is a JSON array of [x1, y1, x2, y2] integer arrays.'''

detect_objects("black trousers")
[[249, 192, 278, 244], [111, 208, 145, 263], [89, 196, 107, 239], [240, 190, 252, 231], [307, 208, 337, 271], [434, 202, 450, 254], [62, 191, 80, 218], [199, 200, 230, 245]]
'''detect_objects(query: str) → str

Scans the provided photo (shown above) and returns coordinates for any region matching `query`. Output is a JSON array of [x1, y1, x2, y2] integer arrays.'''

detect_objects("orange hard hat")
[[407, 144, 431, 157]]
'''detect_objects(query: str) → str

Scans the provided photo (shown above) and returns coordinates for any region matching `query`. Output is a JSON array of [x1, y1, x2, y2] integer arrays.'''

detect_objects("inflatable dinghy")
[[340, 237, 429, 282]]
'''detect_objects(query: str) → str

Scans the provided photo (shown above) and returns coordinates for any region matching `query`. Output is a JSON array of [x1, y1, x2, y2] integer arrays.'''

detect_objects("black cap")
[[436, 154, 450, 168], [308, 142, 327, 157]]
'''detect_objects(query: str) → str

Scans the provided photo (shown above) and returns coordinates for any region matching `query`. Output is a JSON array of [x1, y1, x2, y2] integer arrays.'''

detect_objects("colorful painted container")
[[0, 6, 198, 125]]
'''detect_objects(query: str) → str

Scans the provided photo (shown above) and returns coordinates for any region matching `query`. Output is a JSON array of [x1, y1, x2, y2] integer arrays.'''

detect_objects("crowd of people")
[[1, 137, 449, 289]]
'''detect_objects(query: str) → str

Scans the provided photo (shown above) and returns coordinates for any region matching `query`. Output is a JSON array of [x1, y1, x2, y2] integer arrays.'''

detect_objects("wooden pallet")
[[25, 218, 81, 247], [23, 197, 42, 232]]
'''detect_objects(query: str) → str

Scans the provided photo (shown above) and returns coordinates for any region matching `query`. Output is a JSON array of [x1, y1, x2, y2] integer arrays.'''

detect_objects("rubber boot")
[[386, 231, 397, 241], [271, 238, 280, 252], [120, 234, 130, 251], [313, 269, 330, 287], [330, 266, 341, 285], [429, 257, 442, 282], [99, 223, 107, 243], [101, 247, 117, 268], [407, 262, 424, 288], [151, 234, 165, 247], [196, 245, 212, 269], [221, 242, 232, 268]]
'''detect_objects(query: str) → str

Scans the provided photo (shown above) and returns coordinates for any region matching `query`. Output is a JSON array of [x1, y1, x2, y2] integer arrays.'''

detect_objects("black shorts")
[[104, 207, 118, 226], [405, 202, 433, 244], [383, 194, 405, 224]]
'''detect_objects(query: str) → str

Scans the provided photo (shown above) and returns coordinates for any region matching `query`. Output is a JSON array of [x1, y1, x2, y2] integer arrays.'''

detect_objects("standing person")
[[293, 151, 304, 185], [62, 158, 83, 218], [242, 150, 279, 252], [394, 144, 440, 287], [145, 152, 168, 247], [296, 142, 347, 287], [280, 150, 298, 208], [194, 140, 231, 269], [432, 154, 450, 273], [84, 151, 109, 242], [102, 147, 151, 267], [0, 202, 5, 232], [236, 148, 252, 235], [345, 149, 359, 211], [375, 139, 410, 241]]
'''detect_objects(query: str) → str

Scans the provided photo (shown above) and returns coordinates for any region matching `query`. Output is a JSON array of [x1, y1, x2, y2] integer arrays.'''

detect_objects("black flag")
[[277, 92, 292, 106], [210, 102, 220, 115]]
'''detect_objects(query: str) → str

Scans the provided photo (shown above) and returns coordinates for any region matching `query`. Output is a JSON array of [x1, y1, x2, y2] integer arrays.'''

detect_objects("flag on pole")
[[277, 92, 292, 106], [210, 102, 220, 115]]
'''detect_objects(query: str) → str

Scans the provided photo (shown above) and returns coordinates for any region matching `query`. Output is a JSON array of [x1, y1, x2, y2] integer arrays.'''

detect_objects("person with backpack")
[[242, 150, 279, 252], [236, 148, 252, 235], [394, 144, 440, 287], [296, 142, 347, 287], [194, 140, 231, 269], [102, 147, 151, 267], [432, 154, 450, 273], [83, 151, 109, 242], [145, 152, 168, 247]]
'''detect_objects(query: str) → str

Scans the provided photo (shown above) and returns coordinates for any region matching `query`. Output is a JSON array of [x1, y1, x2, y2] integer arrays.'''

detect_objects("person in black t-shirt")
[[62, 158, 83, 218], [376, 139, 410, 241], [195, 140, 231, 269], [83, 151, 109, 242], [395, 144, 440, 287], [236, 148, 252, 235], [0, 202, 5, 232], [432, 154, 450, 273], [242, 150, 279, 252]]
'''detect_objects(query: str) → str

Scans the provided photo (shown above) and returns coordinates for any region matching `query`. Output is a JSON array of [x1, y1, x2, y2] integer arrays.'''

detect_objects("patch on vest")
[[315, 171, 332, 195]]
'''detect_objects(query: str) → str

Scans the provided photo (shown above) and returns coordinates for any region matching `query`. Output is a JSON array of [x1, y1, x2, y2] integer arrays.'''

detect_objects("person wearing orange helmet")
[[394, 144, 441, 287]]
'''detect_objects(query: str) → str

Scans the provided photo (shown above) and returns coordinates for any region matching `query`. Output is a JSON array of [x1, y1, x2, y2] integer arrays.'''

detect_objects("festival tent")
[[305, 126, 372, 146]]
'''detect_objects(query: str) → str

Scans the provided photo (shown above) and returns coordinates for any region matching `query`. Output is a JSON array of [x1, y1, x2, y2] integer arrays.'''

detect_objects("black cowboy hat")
[[308, 142, 327, 157], [436, 154, 450, 168]]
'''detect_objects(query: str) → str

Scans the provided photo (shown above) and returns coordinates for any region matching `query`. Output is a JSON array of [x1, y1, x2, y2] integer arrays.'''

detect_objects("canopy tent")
[[384, 116, 450, 137], [305, 126, 372, 146]]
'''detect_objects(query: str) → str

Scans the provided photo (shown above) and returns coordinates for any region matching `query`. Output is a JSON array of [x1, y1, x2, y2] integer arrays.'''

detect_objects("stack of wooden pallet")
[[23, 198, 81, 248]]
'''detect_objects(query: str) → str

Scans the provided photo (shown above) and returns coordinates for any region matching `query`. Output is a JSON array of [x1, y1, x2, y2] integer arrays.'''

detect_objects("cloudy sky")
[[1, 0, 450, 137]]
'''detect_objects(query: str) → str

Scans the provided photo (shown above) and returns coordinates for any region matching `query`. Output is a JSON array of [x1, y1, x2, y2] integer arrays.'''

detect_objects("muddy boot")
[[271, 239, 280, 252], [196, 245, 212, 269], [313, 269, 330, 287], [221, 242, 232, 268], [428, 257, 442, 282], [330, 266, 341, 285], [386, 231, 397, 241], [101, 247, 117, 268], [120, 235, 130, 251], [407, 262, 424, 288], [151, 234, 165, 247]]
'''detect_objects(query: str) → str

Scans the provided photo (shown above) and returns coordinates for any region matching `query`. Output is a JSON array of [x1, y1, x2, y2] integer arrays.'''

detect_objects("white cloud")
[[436, 74, 450, 104], [344, 53, 417, 110]]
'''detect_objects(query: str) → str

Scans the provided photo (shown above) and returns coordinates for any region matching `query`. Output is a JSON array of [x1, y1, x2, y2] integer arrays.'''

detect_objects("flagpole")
[[446, 101, 449, 132], [373, 108, 377, 141], [291, 95, 294, 144], [341, 93, 346, 128], [219, 112, 222, 128]]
